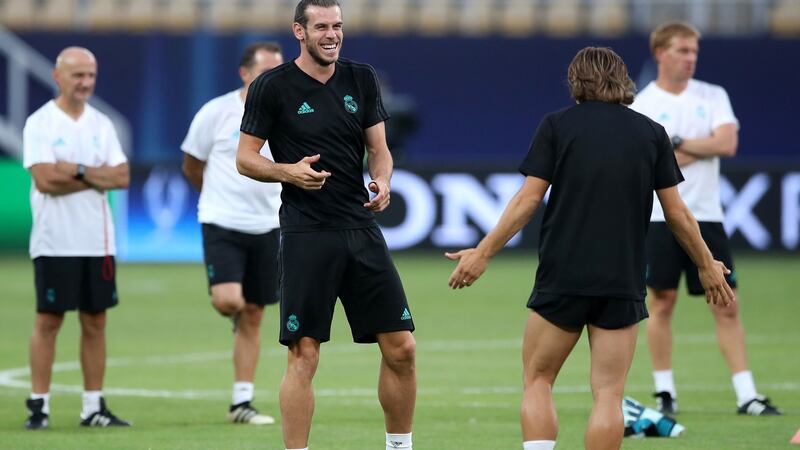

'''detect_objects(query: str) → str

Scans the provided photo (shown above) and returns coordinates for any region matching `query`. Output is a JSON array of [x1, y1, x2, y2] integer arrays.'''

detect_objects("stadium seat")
[[374, 0, 412, 35], [38, 0, 78, 30], [85, 0, 158, 31], [123, 0, 159, 31], [158, 0, 199, 31], [240, 0, 295, 32], [85, 0, 118, 30], [338, 0, 369, 33], [206, 0, 244, 31], [0, 0, 36, 29], [416, 0, 453, 36], [544, 0, 582, 37], [588, 0, 628, 36], [499, 0, 538, 37], [457, 0, 495, 36], [771, 0, 800, 36]]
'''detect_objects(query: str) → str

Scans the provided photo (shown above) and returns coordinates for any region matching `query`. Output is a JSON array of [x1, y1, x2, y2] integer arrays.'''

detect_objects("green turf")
[[0, 253, 797, 449]]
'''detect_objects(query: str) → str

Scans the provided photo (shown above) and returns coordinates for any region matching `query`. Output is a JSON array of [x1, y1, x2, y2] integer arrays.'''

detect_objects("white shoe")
[[228, 402, 276, 425]]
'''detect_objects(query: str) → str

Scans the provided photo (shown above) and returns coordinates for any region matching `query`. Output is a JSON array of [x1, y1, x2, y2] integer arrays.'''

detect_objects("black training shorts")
[[33, 256, 119, 314], [527, 292, 648, 330], [278, 227, 414, 346], [646, 222, 737, 296], [201, 223, 279, 306]]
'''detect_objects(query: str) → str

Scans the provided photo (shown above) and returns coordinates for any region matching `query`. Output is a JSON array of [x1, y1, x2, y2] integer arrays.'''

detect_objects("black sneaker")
[[228, 401, 275, 425], [24, 398, 49, 430], [654, 391, 678, 415], [80, 398, 132, 427], [737, 395, 782, 416]]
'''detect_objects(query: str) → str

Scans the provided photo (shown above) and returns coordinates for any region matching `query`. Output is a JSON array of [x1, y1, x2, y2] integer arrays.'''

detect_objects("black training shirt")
[[241, 58, 389, 231], [519, 101, 684, 301]]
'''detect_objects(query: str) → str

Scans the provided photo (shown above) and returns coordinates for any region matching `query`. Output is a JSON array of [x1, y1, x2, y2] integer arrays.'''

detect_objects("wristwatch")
[[75, 164, 87, 180], [671, 135, 684, 150]]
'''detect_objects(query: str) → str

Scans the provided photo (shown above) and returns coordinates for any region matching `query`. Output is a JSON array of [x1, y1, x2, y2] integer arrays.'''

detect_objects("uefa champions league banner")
[[118, 164, 800, 261]]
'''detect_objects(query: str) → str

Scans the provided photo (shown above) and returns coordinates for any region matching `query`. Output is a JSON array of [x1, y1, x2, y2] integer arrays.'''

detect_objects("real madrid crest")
[[344, 95, 358, 113]]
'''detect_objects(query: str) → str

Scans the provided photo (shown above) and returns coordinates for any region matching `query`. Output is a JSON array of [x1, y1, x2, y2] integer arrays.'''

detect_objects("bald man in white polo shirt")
[[22, 47, 131, 429]]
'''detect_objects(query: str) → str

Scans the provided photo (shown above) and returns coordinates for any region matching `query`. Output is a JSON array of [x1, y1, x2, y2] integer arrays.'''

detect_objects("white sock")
[[232, 381, 254, 405], [30, 392, 50, 415], [81, 390, 102, 419], [523, 440, 556, 450], [653, 369, 676, 397], [732, 370, 758, 406], [386, 432, 412, 449], [285, 448, 308, 450]]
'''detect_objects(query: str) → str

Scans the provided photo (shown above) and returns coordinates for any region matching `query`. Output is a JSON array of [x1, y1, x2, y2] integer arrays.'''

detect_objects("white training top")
[[23, 100, 127, 258], [181, 90, 281, 234], [631, 79, 739, 222]]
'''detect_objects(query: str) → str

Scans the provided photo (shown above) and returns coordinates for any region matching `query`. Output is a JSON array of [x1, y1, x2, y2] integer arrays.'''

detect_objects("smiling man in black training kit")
[[235, 1, 416, 450]]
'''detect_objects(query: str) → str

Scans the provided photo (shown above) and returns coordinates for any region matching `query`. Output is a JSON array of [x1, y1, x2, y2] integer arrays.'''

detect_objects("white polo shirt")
[[23, 100, 128, 258], [181, 90, 281, 234], [631, 79, 739, 222]]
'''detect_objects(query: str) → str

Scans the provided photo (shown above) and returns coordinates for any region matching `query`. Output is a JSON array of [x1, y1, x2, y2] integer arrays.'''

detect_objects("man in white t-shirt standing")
[[181, 42, 284, 425], [631, 22, 781, 416], [22, 47, 131, 429]]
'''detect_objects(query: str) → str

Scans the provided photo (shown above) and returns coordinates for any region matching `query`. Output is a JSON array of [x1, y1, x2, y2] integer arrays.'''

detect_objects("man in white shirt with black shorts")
[[631, 21, 781, 416], [181, 42, 284, 425], [22, 47, 131, 429]]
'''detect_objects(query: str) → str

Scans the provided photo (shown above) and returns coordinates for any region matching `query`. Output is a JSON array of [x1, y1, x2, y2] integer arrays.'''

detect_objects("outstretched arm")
[[236, 132, 330, 189], [363, 122, 392, 212], [656, 185, 735, 306], [445, 176, 550, 289]]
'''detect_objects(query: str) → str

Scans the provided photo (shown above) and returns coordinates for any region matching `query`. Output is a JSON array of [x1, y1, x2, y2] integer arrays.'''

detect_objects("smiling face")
[[294, 5, 343, 67]]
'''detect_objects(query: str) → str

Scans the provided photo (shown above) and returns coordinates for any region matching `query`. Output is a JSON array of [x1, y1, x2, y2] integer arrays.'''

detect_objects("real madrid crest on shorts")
[[286, 314, 300, 332], [343, 95, 358, 113]]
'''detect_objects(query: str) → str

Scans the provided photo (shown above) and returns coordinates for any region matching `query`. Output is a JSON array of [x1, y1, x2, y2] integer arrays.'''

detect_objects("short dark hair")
[[567, 47, 636, 105], [239, 42, 282, 69], [293, 0, 341, 28]]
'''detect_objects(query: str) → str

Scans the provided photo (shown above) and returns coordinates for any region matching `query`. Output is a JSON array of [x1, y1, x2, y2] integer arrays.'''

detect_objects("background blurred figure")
[[631, 21, 782, 416], [446, 46, 734, 450], [22, 46, 131, 429], [181, 42, 284, 425]]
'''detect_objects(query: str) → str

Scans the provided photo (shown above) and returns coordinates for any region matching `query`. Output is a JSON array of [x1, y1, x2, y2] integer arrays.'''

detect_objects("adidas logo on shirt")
[[297, 102, 315, 115], [401, 308, 412, 321]]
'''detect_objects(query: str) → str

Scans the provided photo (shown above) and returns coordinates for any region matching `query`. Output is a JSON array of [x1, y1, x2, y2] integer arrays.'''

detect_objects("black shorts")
[[527, 292, 648, 330], [278, 227, 414, 346], [646, 222, 737, 296], [202, 223, 279, 306], [33, 256, 119, 314]]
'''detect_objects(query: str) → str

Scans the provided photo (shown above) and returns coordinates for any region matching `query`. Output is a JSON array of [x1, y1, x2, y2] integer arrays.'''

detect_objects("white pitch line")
[[1, 338, 798, 401]]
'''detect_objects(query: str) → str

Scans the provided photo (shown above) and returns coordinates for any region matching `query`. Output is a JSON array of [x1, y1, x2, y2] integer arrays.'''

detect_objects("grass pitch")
[[0, 253, 797, 449]]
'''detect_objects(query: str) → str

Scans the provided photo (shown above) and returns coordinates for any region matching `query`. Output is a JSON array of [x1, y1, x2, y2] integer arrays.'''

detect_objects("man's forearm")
[[367, 148, 393, 183], [33, 163, 91, 195], [236, 149, 287, 183], [84, 164, 129, 190], [477, 192, 540, 259], [675, 150, 699, 167], [664, 207, 715, 269], [680, 134, 736, 158], [44, 178, 92, 195]]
